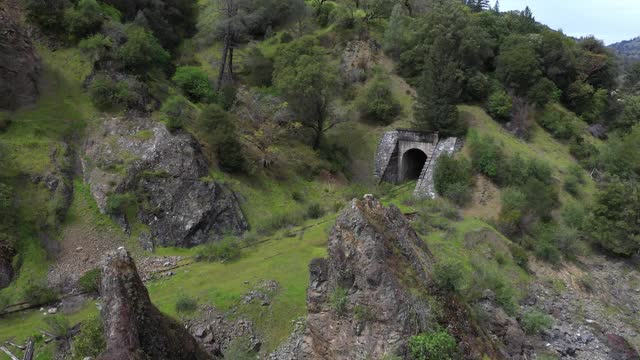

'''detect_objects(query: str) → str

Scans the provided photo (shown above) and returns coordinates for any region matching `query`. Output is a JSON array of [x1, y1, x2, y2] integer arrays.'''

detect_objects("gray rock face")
[[188, 306, 260, 357], [0, 3, 41, 110], [277, 196, 435, 359], [97, 248, 212, 360], [82, 117, 248, 247], [0, 242, 14, 289], [340, 40, 379, 83], [477, 290, 529, 359]]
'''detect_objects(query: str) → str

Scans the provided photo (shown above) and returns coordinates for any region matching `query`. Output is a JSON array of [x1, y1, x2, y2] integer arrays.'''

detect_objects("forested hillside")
[[1, 0, 640, 359]]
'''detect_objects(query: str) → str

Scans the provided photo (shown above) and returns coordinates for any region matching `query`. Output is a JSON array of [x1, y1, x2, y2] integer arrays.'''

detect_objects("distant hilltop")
[[609, 36, 640, 60]]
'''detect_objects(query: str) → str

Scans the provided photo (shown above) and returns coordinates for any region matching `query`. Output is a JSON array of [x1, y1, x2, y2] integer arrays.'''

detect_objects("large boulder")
[[82, 117, 248, 248], [0, 2, 41, 110], [278, 195, 436, 359], [98, 248, 212, 360]]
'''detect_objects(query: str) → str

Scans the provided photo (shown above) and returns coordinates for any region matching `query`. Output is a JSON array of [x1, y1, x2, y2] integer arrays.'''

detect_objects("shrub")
[[224, 336, 258, 360], [562, 201, 586, 229], [569, 136, 599, 164], [23, 283, 59, 306], [433, 154, 473, 206], [357, 74, 401, 125], [409, 330, 458, 360], [175, 294, 198, 313], [78, 268, 101, 294], [161, 95, 198, 131], [25, 0, 68, 32], [64, 0, 104, 39], [329, 287, 348, 316], [487, 89, 513, 122], [88, 74, 144, 111], [118, 25, 170, 74], [538, 105, 580, 140], [71, 316, 105, 360], [433, 260, 464, 294], [354, 305, 375, 322], [197, 104, 245, 172], [497, 187, 527, 237], [217, 83, 237, 111], [195, 238, 241, 262], [172, 66, 214, 102], [305, 202, 325, 219], [465, 73, 490, 101], [44, 315, 72, 346], [79, 34, 113, 64], [468, 132, 504, 181], [509, 243, 529, 270], [521, 179, 559, 222], [105, 192, 136, 215], [256, 211, 305, 235], [534, 238, 562, 264], [521, 309, 553, 335], [243, 47, 274, 87]]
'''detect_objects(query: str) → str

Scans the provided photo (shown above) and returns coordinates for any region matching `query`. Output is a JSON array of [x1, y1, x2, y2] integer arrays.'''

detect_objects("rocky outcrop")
[[0, 2, 41, 110], [0, 242, 14, 289], [477, 290, 528, 359], [82, 117, 248, 248], [340, 40, 379, 83], [188, 306, 260, 357], [278, 195, 435, 359], [98, 248, 212, 360]]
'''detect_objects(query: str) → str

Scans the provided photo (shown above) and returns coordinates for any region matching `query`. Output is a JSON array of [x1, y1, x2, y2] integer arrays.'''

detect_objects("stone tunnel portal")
[[400, 148, 427, 183]]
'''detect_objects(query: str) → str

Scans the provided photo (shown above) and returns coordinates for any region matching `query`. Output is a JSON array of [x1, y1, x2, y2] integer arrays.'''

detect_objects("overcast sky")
[[492, 0, 640, 45]]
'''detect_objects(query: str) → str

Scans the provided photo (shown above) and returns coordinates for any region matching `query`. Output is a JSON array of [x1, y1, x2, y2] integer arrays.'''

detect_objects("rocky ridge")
[[97, 248, 212, 360], [274, 195, 436, 359], [82, 116, 248, 248]]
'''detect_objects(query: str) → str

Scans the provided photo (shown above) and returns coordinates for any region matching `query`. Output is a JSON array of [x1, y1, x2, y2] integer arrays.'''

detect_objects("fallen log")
[[0, 346, 20, 360], [4, 341, 25, 350], [23, 338, 34, 360]]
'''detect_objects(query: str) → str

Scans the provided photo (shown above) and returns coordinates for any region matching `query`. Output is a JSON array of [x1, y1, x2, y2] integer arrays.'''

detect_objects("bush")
[[217, 83, 237, 111], [487, 89, 513, 122], [433, 260, 464, 293], [23, 283, 59, 306], [256, 211, 305, 235], [197, 104, 245, 172], [569, 136, 599, 165], [44, 315, 72, 341], [161, 95, 198, 131], [78, 268, 101, 294], [305, 202, 325, 219], [562, 201, 586, 229], [195, 238, 241, 262], [88, 74, 145, 111], [433, 154, 473, 206], [25, 0, 68, 32], [224, 336, 258, 360], [64, 0, 104, 39], [243, 47, 274, 87], [409, 330, 458, 360], [538, 105, 580, 140], [521, 309, 553, 335], [172, 66, 214, 102], [509, 243, 529, 270], [468, 132, 504, 181], [329, 287, 348, 316], [357, 74, 401, 125], [118, 25, 170, 74], [497, 187, 527, 237], [175, 294, 198, 313], [105, 192, 136, 215], [534, 238, 562, 264], [71, 316, 105, 360]]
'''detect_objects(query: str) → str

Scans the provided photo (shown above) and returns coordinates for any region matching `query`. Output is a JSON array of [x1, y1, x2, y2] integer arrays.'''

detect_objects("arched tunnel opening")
[[401, 149, 428, 182]]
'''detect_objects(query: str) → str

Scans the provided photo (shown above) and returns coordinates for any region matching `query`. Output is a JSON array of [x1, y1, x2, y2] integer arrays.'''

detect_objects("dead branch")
[[0, 346, 20, 360]]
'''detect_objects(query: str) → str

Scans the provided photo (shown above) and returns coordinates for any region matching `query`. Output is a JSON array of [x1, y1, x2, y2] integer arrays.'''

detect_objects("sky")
[[492, 0, 640, 45]]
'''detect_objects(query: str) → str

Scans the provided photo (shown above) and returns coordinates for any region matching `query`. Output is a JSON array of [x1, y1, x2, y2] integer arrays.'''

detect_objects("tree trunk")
[[228, 47, 234, 77], [217, 35, 229, 91], [23, 338, 34, 360]]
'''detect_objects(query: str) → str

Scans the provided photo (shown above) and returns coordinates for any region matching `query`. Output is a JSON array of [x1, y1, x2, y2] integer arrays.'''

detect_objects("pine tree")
[[493, 0, 500, 12], [413, 38, 465, 137]]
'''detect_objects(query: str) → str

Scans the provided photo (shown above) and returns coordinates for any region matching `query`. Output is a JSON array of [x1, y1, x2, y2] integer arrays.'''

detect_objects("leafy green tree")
[[161, 95, 198, 131], [383, 4, 412, 59], [496, 35, 542, 96], [78, 34, 113, 64], [588, 177, 640, 256], [600, 124, 640, 179], [487, 89, 512, 122], [172, 67, 214, 103], [527, 78, 561, 107], [615, 96, 640, 132], [537, 30, 578, 94], [117, 25, 170, 74], [273, 37, 340, 149]]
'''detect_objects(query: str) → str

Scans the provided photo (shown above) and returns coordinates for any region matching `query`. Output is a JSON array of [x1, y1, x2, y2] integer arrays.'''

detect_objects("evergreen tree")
[[493, 0, 500, 12], [413, 38, 465, 136]]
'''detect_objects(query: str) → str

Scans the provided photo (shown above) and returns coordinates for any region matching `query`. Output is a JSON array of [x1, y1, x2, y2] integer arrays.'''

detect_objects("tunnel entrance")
[[401, 149, 427, 182]]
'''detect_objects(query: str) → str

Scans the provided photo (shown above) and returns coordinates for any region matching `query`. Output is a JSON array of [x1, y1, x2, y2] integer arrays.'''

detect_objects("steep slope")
[[98, 248, 212, 360]]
